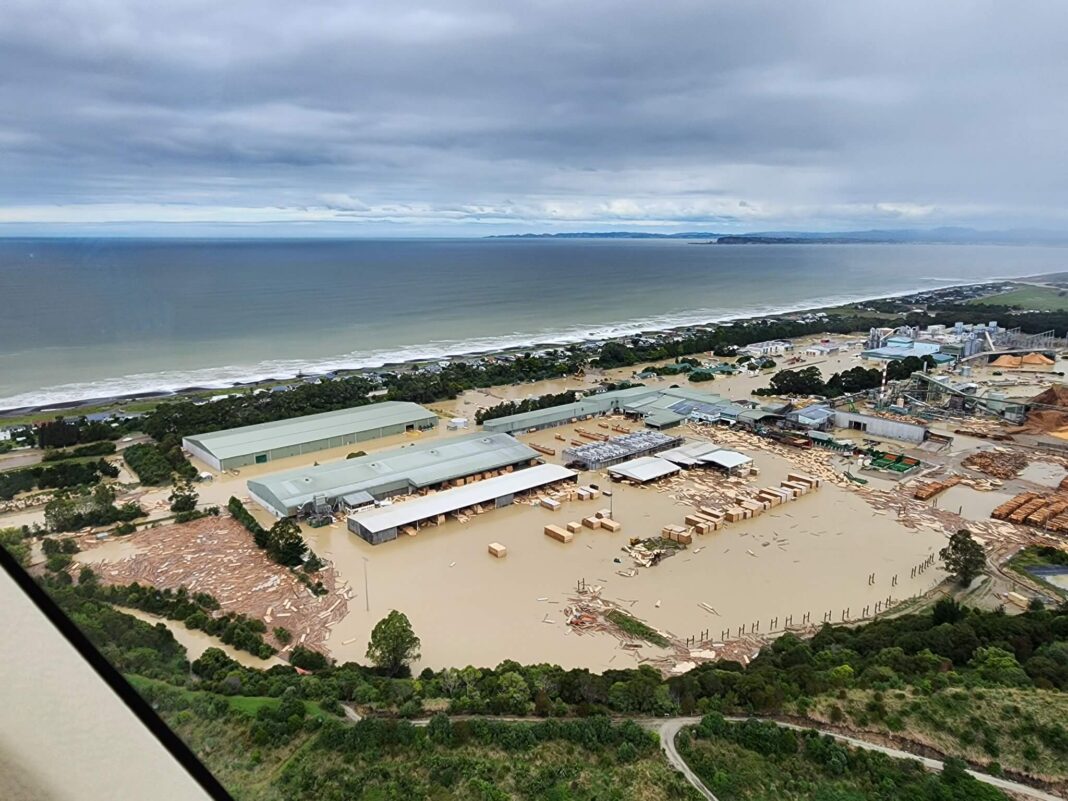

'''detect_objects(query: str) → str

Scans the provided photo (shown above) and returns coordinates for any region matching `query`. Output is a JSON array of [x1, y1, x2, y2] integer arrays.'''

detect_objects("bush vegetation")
[[123, 441, 197, 485], [678, 713, 1009, 800], [0, 459, 118, 501]]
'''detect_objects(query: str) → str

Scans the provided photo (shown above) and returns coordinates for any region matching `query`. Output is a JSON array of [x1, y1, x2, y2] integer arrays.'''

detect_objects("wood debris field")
[[85, 516, 349, 654]]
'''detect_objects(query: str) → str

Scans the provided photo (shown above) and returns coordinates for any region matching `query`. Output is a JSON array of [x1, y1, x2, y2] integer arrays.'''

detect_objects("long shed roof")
[[607, 456, 680, 483], [347, 463, 576, 534], [183, 401, 434, 461]]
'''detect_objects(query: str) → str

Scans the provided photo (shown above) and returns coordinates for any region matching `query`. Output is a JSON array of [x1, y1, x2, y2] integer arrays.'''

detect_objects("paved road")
[[652, 717, 717, 800], [756, 718, 1065, 801]]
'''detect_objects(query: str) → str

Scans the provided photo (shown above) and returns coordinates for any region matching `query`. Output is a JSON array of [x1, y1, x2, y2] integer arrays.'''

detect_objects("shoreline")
[[0, 277, 1024, 417]]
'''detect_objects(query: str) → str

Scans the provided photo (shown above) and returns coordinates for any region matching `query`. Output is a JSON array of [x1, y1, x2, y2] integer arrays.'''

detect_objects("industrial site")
[[7, 302, 1068, 674]]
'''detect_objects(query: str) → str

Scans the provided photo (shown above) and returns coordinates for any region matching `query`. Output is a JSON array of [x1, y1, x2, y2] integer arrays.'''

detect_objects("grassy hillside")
[[136, 675, 702, 801], [677, 714, 1010, 801], [796, 687, 1068, 791]]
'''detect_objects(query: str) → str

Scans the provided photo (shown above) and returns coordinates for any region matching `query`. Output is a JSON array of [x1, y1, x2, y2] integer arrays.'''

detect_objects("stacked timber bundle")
[[1025, 498, 1068, 527], [544, 524, 573, 543], [991, 492, 1038, 520], [575, 426, 609, 442], [913, 475, 962, 500], [1009, 496, 1052, 524]]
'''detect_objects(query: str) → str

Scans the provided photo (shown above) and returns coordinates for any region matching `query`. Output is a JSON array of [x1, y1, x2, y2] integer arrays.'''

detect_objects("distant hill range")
[[490, 227, 1068, 245]]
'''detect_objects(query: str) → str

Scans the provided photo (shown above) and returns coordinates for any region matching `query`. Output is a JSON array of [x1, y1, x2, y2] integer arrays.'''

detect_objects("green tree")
[[168, 478, 198, 514], [267, 518, 307, 566], [939, 529, 986, 587], [0, 527, 30, 566], [366, 610, 421, 676]]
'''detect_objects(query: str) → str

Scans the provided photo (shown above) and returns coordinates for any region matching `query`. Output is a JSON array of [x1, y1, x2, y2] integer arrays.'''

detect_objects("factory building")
[[831, 410, 928, 444], [182, 401, 438, 471], [347, 463, 577, 544], [246, 431, 540, 519], [482, 386, 730, 434]]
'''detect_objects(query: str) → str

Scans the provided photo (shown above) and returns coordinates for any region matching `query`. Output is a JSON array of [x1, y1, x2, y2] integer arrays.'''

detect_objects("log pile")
[[81, 516, 347, 655], [962, 449, 1029, 479]]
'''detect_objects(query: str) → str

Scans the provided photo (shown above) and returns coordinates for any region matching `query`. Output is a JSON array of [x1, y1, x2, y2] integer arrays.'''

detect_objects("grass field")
[[968, 284, 1068, 311]]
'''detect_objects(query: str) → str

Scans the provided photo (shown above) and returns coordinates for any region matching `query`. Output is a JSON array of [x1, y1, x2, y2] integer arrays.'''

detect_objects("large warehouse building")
[[182, 401, 438, 471], [246, 431, 541, 518], [348, 463, 577, 544]]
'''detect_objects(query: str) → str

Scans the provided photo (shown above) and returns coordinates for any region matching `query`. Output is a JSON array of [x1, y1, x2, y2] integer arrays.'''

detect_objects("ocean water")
[[0, 238, 1061, 410]]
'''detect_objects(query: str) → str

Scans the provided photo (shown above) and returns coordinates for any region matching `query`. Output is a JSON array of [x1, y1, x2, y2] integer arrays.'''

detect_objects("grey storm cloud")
[[1, 0, 1067, 233]]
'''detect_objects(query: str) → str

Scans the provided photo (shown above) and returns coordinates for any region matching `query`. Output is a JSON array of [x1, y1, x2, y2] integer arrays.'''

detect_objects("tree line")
[[0, 458, 117, 501], [123, 441, 197, 485], [227, 497, 325, 588], [475, 390, 581, 424], [755, 355, 936, 398]]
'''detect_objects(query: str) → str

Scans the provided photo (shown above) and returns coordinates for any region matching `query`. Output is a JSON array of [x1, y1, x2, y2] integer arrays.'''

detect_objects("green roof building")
[[182, 401, 438, 471], [246, 431, 540, 518]]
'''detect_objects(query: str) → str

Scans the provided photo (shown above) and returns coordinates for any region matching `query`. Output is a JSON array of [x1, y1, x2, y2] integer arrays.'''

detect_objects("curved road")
[[402, 712, 1062, 800], [645, 716, 1064, 801]]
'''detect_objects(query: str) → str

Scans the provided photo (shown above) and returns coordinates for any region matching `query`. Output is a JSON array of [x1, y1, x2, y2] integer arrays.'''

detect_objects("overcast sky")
[[2, 1, 1066, 235]]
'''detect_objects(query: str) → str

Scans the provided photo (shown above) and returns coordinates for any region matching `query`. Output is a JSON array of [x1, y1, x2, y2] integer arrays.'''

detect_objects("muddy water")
[[74, 536, 144, 564], [117, 607, 283, 669], [933, 486, 1014, 521], [305, 446, 946, 672], [1019, 461, 1067, 488]]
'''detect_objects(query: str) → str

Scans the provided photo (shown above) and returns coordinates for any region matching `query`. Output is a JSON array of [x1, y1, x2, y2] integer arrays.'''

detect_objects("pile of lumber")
[[962, 449, 1029, 480], [914, 475, 962, 500], [991, 490, 1068, 532], [544, 524, 573, 543]]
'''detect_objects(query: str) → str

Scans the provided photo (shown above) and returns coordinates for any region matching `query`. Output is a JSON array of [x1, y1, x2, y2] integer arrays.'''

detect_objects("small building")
[[786, 405, 836, 431], [607, 456, 681, 484], [347, 463, 577, 544], [700, 449, 753, 476], [183, 401, 438, 471], [736, 409, 783, 429], [741, 340, 793, 357], [659, 440, 753, 475]]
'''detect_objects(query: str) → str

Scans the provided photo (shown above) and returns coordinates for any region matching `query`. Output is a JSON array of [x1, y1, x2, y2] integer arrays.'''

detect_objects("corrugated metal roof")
[[483, 386, 723, 432], [184, 401, 434, 460], [659, 440, 725, 466], [644, 410, 687, 427], [702, 449, 752, 469], [607, 456, 680, 483], [347, 463, 575, 534], [247, 431, 537, 513]]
